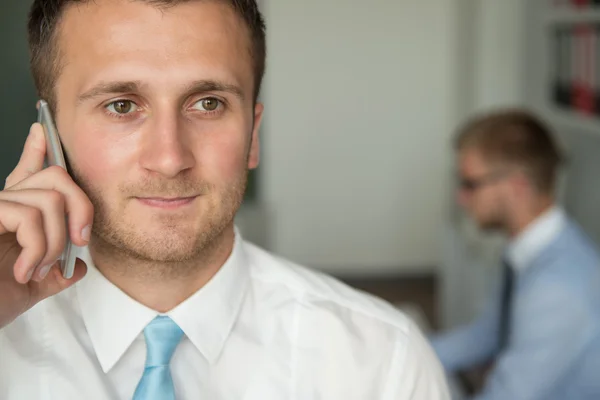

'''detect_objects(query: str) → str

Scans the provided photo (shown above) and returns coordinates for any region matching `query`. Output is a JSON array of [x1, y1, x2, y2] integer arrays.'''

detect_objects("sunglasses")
[[458, 171, 509, 192]]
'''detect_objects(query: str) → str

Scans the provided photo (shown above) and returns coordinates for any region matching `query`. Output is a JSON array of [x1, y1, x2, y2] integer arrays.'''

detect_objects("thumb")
[[4, 123, 47, 190]]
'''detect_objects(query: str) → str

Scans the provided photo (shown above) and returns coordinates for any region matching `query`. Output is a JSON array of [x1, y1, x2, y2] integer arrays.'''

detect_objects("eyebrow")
[[77, 79, 245, 104], [77, 81, 144, 104], [183, 80, 245, 101]]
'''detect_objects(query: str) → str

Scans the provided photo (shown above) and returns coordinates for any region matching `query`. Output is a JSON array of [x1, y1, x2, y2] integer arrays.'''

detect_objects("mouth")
[[135, 196, 198, 209]]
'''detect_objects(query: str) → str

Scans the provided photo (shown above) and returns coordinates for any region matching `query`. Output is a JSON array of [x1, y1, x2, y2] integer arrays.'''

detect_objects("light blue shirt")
[[431, 207, 600, 400]]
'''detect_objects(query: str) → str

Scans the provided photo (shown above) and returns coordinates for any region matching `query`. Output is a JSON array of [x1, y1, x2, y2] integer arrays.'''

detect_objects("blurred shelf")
[[544, 106, 600, 136], [545, 9, 600, 24]]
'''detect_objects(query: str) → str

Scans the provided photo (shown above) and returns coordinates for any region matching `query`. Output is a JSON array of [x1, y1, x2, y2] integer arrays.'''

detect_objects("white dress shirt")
[[0, 229, 449, 399], [505, 206, 567, 273]]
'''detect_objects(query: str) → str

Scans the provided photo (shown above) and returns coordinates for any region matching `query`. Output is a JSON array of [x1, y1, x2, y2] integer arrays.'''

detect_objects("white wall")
[[260, 0, 462, 275], [472, 0, 527, 111], [439, 0, 532, 328]]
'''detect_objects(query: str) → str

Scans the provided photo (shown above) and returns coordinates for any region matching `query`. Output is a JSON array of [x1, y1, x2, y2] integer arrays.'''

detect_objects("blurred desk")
[[340, 274, 438, 331]]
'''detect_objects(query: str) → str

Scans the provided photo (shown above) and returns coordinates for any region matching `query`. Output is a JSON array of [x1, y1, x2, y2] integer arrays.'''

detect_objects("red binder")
[[573, 25, 595, 114], [572, 0, 589, 7], [595, 25, 600, 116]]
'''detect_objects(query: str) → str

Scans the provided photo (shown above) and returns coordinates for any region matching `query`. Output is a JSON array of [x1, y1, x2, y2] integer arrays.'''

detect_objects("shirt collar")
[[167, 230, 249, 365], [505, 205, 567, 273], [75, 227, 249, 373]]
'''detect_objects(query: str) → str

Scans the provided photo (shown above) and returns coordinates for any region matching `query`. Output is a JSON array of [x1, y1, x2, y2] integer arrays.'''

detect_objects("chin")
[[94, 212, 231, 263], [477, 220, 504, 233]]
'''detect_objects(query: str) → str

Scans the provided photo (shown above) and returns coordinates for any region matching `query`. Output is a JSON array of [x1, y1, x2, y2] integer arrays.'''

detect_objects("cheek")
[[476, 191, 499, 214], [193, 127, 250, 182], [465, 193, 484, 214], [68, 128, 137, 190], [73, 147, 111, 184]]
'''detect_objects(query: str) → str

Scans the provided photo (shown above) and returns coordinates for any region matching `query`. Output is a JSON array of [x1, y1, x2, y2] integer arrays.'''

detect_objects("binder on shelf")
[[571, 25, 579, 112], [554, 27, 568, 107], [595, 24, 600, 116], [572, 0, 589, 7], [554, 26, 575, 109], [573, 25, 595, 115], [548, 2, 600, 122]]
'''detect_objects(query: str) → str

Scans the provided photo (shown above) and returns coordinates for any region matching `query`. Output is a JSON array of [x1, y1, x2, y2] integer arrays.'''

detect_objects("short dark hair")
[[27, 0, 266, 109], [454, 109, 565, 194]]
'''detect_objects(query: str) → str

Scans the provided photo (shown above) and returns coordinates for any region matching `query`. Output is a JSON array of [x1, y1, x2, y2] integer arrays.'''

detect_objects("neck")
[[506, 196, 555, 238], [88, 225, 235, 313]]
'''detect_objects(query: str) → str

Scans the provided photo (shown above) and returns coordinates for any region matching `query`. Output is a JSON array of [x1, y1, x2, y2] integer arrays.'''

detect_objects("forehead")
[[56, 0, 253, 94], [458, 147, 491, 175]]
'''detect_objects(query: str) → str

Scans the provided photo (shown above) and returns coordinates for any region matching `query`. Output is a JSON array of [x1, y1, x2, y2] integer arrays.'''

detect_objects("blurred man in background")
[[431, 109, 600, 399]]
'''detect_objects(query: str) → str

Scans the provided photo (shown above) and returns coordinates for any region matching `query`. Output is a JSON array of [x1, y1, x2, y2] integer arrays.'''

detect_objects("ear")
[[247, 102, 263, 170]]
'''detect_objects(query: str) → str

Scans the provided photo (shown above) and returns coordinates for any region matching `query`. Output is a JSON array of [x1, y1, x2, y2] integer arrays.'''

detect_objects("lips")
[[135, 196, 197, 209]]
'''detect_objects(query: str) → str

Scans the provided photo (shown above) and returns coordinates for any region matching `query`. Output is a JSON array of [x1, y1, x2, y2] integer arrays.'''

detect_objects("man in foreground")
[[0, 1, 449, 398]]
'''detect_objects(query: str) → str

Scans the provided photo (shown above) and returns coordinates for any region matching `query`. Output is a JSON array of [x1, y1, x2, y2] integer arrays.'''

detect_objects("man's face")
[[53, 0, 262, 263], [456, 148, 509, 231]]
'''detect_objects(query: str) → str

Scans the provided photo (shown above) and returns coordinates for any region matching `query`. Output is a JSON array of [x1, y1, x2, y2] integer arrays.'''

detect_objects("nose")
[[139, 112, 195, 178]]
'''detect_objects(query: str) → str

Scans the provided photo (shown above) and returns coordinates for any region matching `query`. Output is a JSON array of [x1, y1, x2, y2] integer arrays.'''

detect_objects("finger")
[[0, 189, 67, 276], [30, 259, 87, 303], [0, 200, 47, 283], [4, 123, 47, 190], [7, 166, 94, 246]]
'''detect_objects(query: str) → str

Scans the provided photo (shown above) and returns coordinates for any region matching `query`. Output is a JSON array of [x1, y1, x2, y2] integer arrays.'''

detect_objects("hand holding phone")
[[0, 102, 93, 328]]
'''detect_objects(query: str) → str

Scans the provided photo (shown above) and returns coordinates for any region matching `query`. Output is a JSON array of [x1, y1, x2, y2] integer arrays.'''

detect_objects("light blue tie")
[[133, 316, 184, 400]]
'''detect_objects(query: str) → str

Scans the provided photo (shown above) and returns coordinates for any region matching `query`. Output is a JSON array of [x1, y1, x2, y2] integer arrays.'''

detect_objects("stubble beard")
[[72, 168, 248, 279]]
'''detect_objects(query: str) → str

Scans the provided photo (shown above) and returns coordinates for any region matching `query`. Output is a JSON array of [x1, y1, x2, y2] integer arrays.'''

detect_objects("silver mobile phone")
[[37, 100, 77, 279]]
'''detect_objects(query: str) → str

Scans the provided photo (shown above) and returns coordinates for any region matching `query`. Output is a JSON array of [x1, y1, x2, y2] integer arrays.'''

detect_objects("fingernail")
[[26, 268, 35, 281], [81, 225, 92, 242], [39, 264, 52, 279]]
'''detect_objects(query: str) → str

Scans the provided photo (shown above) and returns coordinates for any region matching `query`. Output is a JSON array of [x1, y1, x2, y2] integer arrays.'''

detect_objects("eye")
[[106, 100, 138, 115], [192, 97, 221, 112]]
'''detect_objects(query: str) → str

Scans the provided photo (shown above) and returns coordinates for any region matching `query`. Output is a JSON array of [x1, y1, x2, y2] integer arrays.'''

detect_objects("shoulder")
[[241, 240, 441, 368], [533, 219, 600, 284], [521, 221, 600, 319], [243, 240, 415, 335], [242, 241, 450, 398], [550, 219, 600, 263]]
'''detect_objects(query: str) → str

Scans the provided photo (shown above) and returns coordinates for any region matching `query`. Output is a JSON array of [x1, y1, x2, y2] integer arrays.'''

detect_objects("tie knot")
[[143, 316, 184, 367]]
